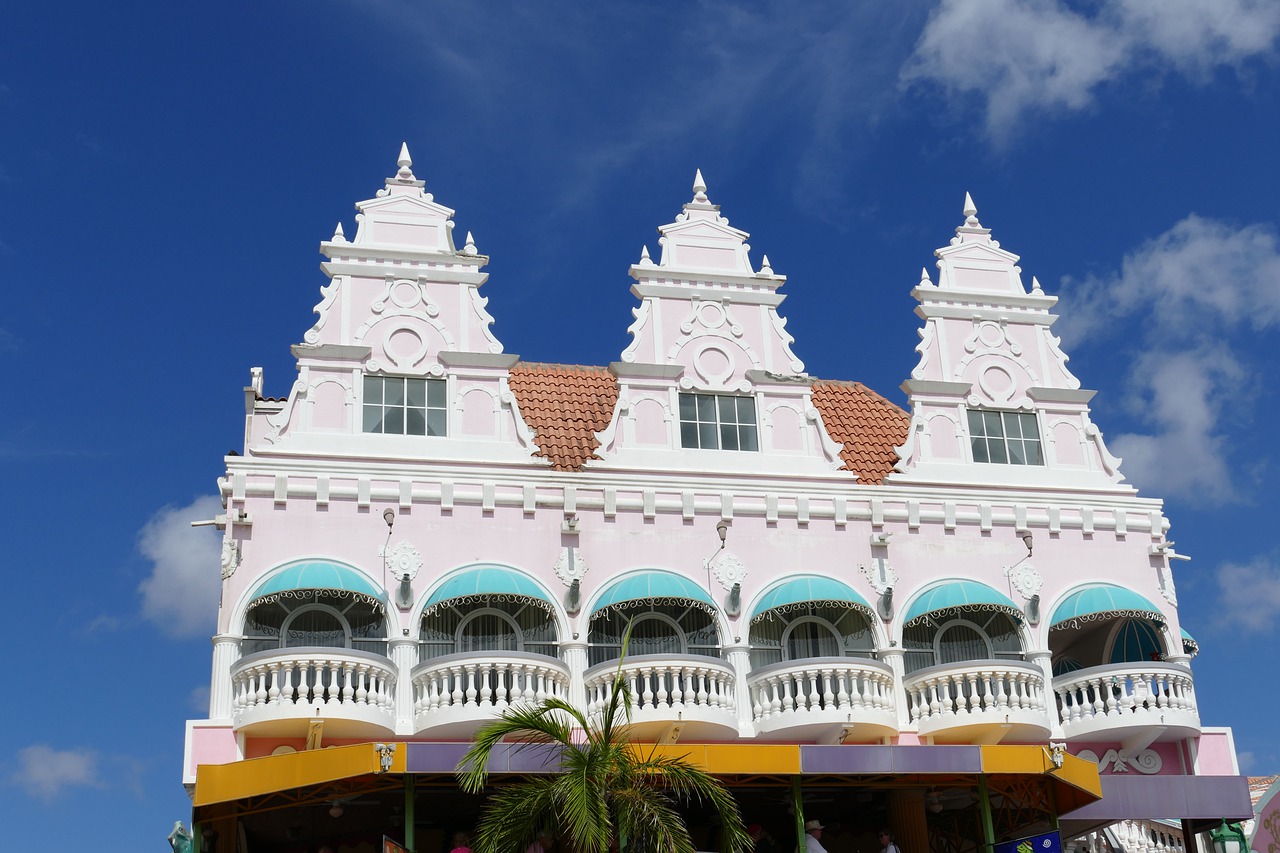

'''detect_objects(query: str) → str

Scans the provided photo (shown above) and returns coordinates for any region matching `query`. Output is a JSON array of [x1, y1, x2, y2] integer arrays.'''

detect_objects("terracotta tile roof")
[[810, 380, 910, 484], [508, 363, 620, 471]]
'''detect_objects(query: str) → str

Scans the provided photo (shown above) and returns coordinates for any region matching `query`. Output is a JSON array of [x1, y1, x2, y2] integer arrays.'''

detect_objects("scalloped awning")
[[423, 566, 555, 615], [902, 581, 1021, 627], [1181, 628, 1199, 658], [750, 576, 874, 624], [591, 571, 716, 616], [248, 561, 384, 609], [1050, 584, 1163, 631]]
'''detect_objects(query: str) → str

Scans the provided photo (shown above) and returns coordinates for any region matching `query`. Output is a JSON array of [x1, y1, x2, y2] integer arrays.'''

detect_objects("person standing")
[[879, 829, 902, 853], [526, 830, 554, 853], [803, 820, 827, 853]]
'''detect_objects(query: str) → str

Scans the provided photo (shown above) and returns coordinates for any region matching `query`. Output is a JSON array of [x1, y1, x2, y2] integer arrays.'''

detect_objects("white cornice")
[[901, 379, 971, 396], [744, 370, 813, 387], [913, 290, 1059, 313], [438, 351, 520, 369], [609, 362, 685, 380], [290, 343, 372, 361], [320, 258, 489, 286], [1028, 387, 1097, 404], [630, 282, 785, 305]]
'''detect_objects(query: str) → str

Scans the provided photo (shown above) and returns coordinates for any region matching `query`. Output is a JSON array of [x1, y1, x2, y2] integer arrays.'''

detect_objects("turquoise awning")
[[1110, 618, 1162, 663], [424, 566, 555, 614], [903, 580, 1021, 626], [1181, 628, 1199, 658], [750, 576, 874, 624], [1050, 584, 1163, 630], [249, 561, 384, 608], [591, 571, 716, 615]]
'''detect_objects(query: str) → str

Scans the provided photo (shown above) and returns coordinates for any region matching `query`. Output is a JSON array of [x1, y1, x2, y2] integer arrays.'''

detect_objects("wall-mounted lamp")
[[870, 532, 892, 547], [716, 519, 729, 547], [329, 802, 344, 818], [877, 587, 894, 621], [565, 578, 581, 615], [1024, 593, 1040, 625], [724, 582, 742, 617], [1019, 530, 1033, 556], [395, 574, 414, 609], [383, 508, 396, 529]]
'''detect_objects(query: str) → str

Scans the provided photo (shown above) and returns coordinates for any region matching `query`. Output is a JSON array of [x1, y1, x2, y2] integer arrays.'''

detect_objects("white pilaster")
[[1027, 649, 1063, 739], [561, 640, 590, 714], [724, 643, 755, 736], [880, 647, 912, 732], [210, 634, 240, 721], [390, 638, 419, 735]]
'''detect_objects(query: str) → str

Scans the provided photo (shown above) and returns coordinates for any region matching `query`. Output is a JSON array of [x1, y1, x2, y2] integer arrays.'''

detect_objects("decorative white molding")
[[709, 551, 747, 591], [553, 546, 588, 585], [381, 540, 423, 581], [1158, 564, 1178, 605], [859, 558, 897, 595], [220, 535, 240, 579], [1076, 748, 1163, 775], [1003, 563, 1042, 599]]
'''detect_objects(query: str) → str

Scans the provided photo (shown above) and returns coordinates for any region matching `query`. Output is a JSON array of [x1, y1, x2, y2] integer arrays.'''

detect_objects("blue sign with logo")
[[995, 830, 1062, 853]]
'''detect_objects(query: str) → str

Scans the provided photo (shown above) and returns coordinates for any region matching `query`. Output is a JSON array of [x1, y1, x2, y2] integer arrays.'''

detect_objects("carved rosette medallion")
[[710, 551, 747, 591], [220, 536, 240, 580], [383, 541, 423, 580], [553, 547, 588, 586], [1004, 564, 1043, 599]]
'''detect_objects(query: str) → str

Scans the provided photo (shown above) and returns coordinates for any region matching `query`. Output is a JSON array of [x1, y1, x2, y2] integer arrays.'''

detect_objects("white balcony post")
[[880, 647, 911, 732], [724, 641, 754, 736], [210, 634, 240, 722], [561, 640, 589, 716], [390, 638, 418, 735], [1027, 650, 1063, 738]]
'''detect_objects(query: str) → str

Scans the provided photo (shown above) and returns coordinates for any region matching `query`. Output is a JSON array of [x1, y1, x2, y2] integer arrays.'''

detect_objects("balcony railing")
[[583, 654, 738, 738], [230, 647, 397, 735], [1053, 663, 1200, 740], [904, 659, 1051, 744], [410, 651, 572, 735], [747, 656, 898, 741]]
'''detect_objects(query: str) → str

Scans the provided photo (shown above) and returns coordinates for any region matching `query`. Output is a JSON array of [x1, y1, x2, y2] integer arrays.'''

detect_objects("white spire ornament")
[[962, 191, 981, 227], [759, 254, 774, 276], [639, 245, 655, 267], [692, 168, 708, 203], [462, 231, 478, 257], [396, 142, 415, 181], [332, 222, 346, 242], [919, 266, 934, 288]]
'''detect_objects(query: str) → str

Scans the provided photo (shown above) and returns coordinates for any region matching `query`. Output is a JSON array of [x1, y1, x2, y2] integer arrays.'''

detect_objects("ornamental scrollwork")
[[859, 558, 898, 596], [1003, 563, 1042, 600], [220, 536, 240, 580], [1076, 748, 1162, 775], [382, 540, 423, 581], [553, 547, 588, 585], [710, 551, 747, 591]]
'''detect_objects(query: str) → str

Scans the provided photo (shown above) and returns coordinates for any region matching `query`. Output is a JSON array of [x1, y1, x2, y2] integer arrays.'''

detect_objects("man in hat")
[[804, 820, 827, 853]]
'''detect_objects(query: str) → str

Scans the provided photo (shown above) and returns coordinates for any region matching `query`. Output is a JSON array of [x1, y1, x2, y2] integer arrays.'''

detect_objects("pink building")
[[182, 147, 1251, 853]]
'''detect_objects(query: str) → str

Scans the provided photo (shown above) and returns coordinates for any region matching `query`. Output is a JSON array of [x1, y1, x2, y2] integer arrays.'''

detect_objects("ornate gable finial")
[[397, 142, 414, 180], [1031, 275, 1044, 295], [461, 230, 478, 256], [758, 254, 774, 276], [962, 191, 981, 227], [692, 168, 708, 203], [332, 221, 346, 243], [639, 244, 655, 267], [919, 266, 934, 288]]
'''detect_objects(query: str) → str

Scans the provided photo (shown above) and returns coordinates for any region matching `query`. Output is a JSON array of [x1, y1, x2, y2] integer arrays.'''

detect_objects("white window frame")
[[933, 618, 995, 663], [780, 616, 845, 660], [678, 392, 759, 451], [966, 408, 1044, 466], [454, 607, 525, 653], [362, 374, 449, 436], [280, 604, 353, 649]]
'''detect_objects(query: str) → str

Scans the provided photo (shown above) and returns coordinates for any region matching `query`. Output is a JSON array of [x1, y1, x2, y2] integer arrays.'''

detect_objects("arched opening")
[[588, 603, 719, 667], [903, 610, 1024, 674], [419, 600, 558, 662], [749, 606, 877, 669], [242, 592, 387, 657]]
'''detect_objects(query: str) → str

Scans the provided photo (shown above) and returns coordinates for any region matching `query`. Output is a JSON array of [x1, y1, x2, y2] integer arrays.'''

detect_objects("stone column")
[[561, 640, 590, 715], [1027, 649, 1063, 739], [390, 637, 419, 736], [724, 641, 754, 736], [879, 646, 911, 732], [209, 634, 240, 721], [888, 788, 930, 853]]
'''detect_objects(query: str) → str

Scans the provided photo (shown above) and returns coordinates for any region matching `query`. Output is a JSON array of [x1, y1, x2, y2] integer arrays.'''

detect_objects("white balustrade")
[[230, 647, 397, 720], [411, 652, 571, 717], [1053, 663, 1199, 737], [583, 655, 736, 717], [903, 659, 1048, 733], [747, 657, 896, 723]]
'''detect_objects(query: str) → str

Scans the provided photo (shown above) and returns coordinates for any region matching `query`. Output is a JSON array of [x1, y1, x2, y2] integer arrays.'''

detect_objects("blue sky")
[[2, 1, 1279, 848]]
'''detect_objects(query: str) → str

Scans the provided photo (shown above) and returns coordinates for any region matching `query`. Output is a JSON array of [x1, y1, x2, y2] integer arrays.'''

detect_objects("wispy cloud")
[[9, 745, 103, 802], [902, 0, 1280, 141], [1057, 215, 1280, 502], [137, 495, 223, 638], [1216, 555, 1280, 633], [189, 685, 210, 714]]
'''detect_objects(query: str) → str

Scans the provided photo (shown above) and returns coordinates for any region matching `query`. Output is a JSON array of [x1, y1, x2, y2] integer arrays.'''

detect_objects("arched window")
[[242, 592, 387, 657], [419, 599, 557, 662], [749, 605, 876, 669], [588, 604, 718, 667], [902, 611, 1023, 674]]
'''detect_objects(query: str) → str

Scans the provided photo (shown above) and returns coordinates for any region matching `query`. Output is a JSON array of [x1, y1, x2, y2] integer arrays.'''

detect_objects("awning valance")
[[1181, 628, 1199, 658], [591, 571, 716, 616], [423, 566, 556, 615], [248, 561, 384, 609], [750, 576, 874, 624], [1050, 584, 1163, 631], [903, 580, 1021, 627]]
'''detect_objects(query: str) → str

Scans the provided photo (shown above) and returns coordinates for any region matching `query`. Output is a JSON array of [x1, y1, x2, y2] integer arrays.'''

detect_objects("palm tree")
[[456, 641, 749, 853]]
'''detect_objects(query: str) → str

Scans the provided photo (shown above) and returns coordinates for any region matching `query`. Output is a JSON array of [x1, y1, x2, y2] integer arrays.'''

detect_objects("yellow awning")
[[193, 743, 406, 807]]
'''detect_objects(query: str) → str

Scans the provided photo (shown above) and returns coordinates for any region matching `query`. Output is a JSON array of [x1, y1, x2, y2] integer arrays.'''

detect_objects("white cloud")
[[1238, 751, 1256, 772], [1056, 215, 1280, 503], [10, 745, 102, 802], [137, 495, 223, 638], [1216, 555, 1280, 633], [902, 0, 1280, 139], [189, 685, 210, 714]]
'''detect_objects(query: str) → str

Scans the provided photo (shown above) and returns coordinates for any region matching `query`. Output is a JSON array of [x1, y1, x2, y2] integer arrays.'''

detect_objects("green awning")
[[591, 571, 716, 616], [750, 576, 874, 624], [424, 566, 555, 614], [1181, 628, 1199, 658], [249, 561, 384, 608], [902, 580, 1021, 627], [1050, 584, 1163, 630]]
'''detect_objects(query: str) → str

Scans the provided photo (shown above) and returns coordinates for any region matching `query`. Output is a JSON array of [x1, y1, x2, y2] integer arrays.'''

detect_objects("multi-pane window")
[[363, 376, 447, 436], [967, 409, 1043, 465], [678, 393, 758, 451]]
